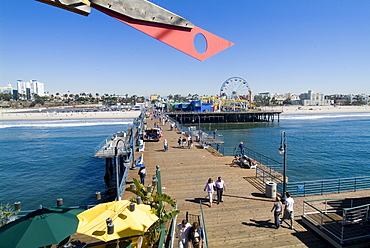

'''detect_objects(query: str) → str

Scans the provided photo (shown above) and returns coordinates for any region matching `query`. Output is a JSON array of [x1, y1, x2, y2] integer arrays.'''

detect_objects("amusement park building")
[[172, 100, 213, 112]]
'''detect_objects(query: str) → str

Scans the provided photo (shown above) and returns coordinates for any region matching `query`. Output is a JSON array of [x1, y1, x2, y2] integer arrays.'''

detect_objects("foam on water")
[[0, 119, 133, 129], [280, 112, 370, 120]]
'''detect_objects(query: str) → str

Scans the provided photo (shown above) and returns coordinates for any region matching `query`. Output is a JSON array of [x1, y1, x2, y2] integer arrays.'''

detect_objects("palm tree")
[[0, 204, 18, 227], [126, 178, 179, 247]]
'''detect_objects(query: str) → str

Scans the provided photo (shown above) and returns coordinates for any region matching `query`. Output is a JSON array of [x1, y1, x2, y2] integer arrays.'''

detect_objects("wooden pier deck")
[[122, 116, 370, 248]]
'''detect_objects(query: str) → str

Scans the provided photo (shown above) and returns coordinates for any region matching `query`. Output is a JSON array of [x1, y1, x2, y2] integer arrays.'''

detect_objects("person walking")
[[163, 139, 168, 151], [188, 222, 204, 248], [176, 219, 191, 248], [138, 167, 146, 185], [215, 176, 226, 204], [271, 196, 282, 229], [239, 142, 245, 156], [281, 192, 295, 230], [187, 136, 192, 148], [204, 178, 215, 207], [182, 137, 187, 148], [178, 137, 182, 148]]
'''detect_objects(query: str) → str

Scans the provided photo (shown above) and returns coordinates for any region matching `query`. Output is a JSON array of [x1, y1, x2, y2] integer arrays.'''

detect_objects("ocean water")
[[0, 119, 133, 211], [212, 112, 370, 183], [1, 113, 369, 211]]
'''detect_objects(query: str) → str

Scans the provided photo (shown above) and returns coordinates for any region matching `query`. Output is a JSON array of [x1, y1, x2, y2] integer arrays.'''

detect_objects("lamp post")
[[115, 139, 125, 201], [279, 131, 287, 202], [196, 113, 201, 143], [192, 113, 201, 143]]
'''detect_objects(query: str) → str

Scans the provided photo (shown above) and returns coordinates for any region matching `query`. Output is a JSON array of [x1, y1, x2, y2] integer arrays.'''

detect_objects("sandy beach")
[[0, 109, 142, 120], [1, 105, 370, 121], [261, 105, 370, 114]]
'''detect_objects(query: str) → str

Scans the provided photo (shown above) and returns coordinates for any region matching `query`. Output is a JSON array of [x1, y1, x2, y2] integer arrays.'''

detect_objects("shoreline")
[[261, 105, 370, 114], [1, 105, 370, 121], [0, 110, 142, 121]]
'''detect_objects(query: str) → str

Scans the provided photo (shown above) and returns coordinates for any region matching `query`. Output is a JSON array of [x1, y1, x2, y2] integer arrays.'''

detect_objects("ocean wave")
[[280, 112, 370, 120], [0, 119, 133, 129]]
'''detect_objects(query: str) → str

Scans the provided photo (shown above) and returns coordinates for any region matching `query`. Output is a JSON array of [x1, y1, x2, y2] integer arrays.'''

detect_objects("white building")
[[300, 90, 330, 106], [0, 83, 13, 94], [17, 80, 45, 99]]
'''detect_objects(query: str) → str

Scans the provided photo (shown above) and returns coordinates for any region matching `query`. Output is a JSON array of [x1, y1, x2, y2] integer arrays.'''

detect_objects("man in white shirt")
[[176, 219, 191, 248], [282, 192, 295, 230], [215, 176, 226, 204]]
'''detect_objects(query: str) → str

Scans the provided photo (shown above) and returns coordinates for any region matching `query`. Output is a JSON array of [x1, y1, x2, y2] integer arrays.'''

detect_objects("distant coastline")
[[0, 109, 142, 120], [262, 105, 370, 115], [1, 105, 370, 121]]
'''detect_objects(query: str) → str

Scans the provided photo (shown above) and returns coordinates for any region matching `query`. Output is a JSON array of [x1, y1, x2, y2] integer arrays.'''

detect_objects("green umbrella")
[[0, 207, 84, 248]]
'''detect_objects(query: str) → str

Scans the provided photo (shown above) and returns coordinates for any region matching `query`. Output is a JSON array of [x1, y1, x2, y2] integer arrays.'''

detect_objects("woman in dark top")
[[188, 222, 204, 248]]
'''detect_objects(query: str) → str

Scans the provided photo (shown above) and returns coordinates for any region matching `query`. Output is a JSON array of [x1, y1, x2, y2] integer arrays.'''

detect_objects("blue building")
[[172, 100, 213, 112]]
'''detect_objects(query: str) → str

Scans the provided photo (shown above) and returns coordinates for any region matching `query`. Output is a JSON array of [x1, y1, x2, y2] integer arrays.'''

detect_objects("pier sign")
[[297, 185, 305, 192]]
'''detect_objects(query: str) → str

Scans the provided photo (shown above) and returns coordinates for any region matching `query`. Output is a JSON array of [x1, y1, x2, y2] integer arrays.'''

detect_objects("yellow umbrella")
[[76, 200, 158, 242]]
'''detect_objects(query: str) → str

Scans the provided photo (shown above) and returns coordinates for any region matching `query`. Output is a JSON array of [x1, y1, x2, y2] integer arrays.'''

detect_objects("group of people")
[[271, 192, 295, 230], [178, 136, 193, 148], [176, 220, 204, 248], [203, 177, 226, 207]]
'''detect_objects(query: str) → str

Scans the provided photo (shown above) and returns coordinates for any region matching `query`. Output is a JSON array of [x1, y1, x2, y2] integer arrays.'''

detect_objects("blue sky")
[[1, 0, 370, 97]]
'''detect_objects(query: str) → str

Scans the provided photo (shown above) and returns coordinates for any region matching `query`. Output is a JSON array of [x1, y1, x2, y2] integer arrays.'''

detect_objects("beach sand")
[[261, 105, 370, 114], [1, 105, 370, 121], [0, 109, 142, 120]]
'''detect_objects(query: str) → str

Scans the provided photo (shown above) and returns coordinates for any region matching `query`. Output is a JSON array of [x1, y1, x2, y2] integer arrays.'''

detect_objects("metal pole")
[[115, 147, 120, 201], [115, 139, 125, 201], [283, 138, 287, 201], [198, 114, 201, 143], [279, 131, 287, 202], [156, 165, 164, 229]]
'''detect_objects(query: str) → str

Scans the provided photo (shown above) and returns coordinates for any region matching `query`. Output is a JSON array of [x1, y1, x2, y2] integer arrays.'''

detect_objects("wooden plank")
[[121, 114, 370, 247]]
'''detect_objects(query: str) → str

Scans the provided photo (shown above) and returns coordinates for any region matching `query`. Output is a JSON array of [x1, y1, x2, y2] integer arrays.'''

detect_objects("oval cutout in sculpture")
[[193, 33, 208, 54]]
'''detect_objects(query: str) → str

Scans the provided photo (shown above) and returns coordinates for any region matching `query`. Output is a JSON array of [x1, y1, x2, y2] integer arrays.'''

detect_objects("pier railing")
[[303, 198, 370, 246], [200, 200, 209, 248], [94, 133, 115, 154], [223, 146, 282, 166], [287, 176, 370, 197]]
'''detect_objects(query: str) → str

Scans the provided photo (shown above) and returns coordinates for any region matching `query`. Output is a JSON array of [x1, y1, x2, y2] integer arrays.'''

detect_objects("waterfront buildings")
[[299, 90, 330, 106], [0, 83, 13, 94], [16, 80, 45, 100]]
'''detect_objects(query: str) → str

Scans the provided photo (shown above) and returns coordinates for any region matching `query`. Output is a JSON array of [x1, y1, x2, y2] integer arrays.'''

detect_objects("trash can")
[[265, 181, 277, 198]]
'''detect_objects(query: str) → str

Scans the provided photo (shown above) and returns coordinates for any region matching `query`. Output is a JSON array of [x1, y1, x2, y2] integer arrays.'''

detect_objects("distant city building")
[[0, 83, 13, 94], [254, 92, 300, 105], [300, 90, 330, 106], [150, 94, 159, 102], [17, 80, 45, 100]]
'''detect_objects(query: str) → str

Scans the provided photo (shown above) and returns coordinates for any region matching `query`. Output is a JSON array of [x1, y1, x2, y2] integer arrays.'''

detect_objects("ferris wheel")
[[220, 77, 251, 99]]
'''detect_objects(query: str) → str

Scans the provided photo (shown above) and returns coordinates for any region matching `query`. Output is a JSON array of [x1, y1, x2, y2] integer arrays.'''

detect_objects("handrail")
[[165, 202, 178, 248], [94, 133, 115, 153], [287, 176, 370, 196], [343, 203, 370, 225], [222, 146, 282, 167], [157, 228, 166, 248], [303, 198, 370, 245], [199, 200, 209, 248]]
